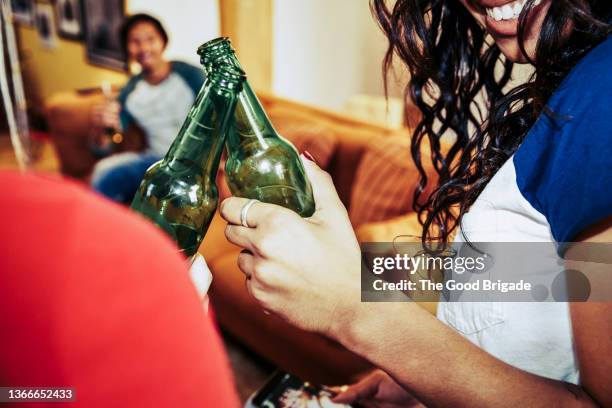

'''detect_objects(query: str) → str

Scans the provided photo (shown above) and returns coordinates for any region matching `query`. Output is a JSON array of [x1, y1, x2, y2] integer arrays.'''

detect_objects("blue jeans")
[[91, 152, 161, 204]]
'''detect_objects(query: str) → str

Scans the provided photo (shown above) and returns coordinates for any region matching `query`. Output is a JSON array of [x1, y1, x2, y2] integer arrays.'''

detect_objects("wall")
[[272, 0, 401, 112], [18, 0, 391, 114], [270, 2, 534, 124], [18, 25, 127, 103], [218, 0, 272, 91], [17, 0, 220, 105], [127, 0, 220, 66]]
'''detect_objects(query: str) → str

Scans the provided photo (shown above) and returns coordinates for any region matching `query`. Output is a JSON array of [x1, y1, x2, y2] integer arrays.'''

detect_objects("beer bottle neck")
[[220, 54, 278, 146], [199, 38, 276, 144], [164, 84, 236, 178]]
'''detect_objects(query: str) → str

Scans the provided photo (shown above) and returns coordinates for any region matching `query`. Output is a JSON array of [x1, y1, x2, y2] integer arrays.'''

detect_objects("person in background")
[[0, 171, 238, 407], [91, 13, 205, 203]]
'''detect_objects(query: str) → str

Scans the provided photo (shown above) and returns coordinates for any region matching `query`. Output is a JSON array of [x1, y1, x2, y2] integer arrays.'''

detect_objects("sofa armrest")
[[45, 92, 104, 179], [45, 91, 147, 179]]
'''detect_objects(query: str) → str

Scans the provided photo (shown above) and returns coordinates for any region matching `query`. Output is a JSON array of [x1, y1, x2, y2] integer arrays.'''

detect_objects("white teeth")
[[487, 0, 527, 21], [493, 7, 503, 21], [501, 4, 514, 19]]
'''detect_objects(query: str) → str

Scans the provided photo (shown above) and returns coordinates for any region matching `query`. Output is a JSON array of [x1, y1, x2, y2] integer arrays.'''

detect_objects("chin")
[[138, 61, 156, 71], [496, 39, 532, 64]]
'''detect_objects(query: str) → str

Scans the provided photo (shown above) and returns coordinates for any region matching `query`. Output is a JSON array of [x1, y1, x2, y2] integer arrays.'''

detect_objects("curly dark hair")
[[371, 0, 611, 247]]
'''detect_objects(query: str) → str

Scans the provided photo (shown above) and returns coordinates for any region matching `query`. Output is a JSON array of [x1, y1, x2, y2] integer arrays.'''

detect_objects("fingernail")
[[301, 151, 317, 164]]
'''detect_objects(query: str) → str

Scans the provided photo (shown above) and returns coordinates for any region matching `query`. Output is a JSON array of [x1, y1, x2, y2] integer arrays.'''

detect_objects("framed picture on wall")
[[81, 0, 126, 71], [34, 2, 57, 49], [10, 0, 34, 25], [55, 0, 83, 40]]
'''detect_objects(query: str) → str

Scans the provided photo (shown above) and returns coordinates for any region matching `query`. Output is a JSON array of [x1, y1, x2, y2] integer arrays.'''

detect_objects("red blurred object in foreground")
[[0, 171, 238, 407], [30, 130, 50, 140]]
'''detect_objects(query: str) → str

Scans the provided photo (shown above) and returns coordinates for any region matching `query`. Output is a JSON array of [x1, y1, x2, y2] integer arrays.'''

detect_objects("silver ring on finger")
[[240, 199, 258, 228]]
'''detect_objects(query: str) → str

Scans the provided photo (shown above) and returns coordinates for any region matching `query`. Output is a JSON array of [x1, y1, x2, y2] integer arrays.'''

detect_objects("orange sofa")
[[45, 89, 432, 384]]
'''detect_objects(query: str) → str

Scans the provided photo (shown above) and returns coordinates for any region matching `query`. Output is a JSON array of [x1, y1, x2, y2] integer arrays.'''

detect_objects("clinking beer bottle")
[[131, 64, 246, 257], [197, 37, 316, 217]]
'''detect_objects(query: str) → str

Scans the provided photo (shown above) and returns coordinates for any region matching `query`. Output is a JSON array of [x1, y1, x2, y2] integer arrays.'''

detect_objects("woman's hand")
[[332, 370, 423, 408], [219, 156, 361, 337], [91, 100, 121, 130]]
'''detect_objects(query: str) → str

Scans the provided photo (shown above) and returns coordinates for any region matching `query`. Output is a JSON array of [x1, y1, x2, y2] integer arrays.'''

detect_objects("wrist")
[[332, 299, 428, 360], [327, 282, 362, 344], [332, 300, 386, 353], [326, 248, 366, 343]]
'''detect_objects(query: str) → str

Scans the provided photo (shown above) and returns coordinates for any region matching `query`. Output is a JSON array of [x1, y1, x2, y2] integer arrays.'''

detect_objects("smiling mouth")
[[484, 0, 541, 21]]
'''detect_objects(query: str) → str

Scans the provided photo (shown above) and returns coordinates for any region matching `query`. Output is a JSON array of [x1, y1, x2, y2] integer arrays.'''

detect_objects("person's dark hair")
[[371, 0, 611, 247], [120, 13, 169, 52]]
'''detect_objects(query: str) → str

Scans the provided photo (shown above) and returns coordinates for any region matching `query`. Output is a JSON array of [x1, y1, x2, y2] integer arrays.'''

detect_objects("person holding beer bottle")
[[219, 1, 612, 407], [91, 14, 205, 204]]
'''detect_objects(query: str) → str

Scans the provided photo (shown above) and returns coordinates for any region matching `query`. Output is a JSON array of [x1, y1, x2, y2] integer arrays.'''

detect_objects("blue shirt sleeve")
[[171, 61, 206, 96], [514, 36, 612, 251]]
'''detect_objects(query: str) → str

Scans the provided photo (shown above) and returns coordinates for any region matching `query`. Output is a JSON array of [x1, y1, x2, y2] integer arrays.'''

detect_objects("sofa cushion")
[[268, 112, 338, 169], [349, 135, 425, 227], [216, 112, 339, 201]]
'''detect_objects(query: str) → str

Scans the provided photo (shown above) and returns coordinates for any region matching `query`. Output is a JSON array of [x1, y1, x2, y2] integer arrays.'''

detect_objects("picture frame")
[[81, 0, 126, 71], [55, 0, 83, 40], [34, 2, 57, 49], [10, 0, 34, 25]]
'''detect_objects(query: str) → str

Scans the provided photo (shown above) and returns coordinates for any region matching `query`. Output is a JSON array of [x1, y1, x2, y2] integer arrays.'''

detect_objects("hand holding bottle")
[[91, 81, 121, 131], [220, 155, 361, 336], [89, 81, 123, 157], [91, 100, 121, 131]]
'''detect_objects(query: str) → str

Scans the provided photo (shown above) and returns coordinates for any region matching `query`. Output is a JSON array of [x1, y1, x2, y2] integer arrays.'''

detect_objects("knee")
[[92, 171, 121, 202], [93, 164, 136, 203], [91, 153, 142, 203]]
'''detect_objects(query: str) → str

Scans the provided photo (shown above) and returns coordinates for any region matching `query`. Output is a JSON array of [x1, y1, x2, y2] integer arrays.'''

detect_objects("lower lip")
[[485, 14, 519, 37]]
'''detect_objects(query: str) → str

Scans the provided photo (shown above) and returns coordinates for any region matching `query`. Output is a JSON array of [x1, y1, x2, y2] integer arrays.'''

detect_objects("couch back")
[[45, 89, 410, 207], [258, 91, 409, 207]]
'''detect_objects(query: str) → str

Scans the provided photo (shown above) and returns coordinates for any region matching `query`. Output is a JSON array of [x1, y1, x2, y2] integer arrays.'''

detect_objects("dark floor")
[[222, 332, 275, 403]]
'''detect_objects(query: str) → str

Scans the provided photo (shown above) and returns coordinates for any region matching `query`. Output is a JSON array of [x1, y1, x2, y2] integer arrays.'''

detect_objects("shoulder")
[[171, 60, 205, 94], [513, 36, 612, 246], [566, 35, 612, 81], [546, 36, 612, 115], [171, 60, 203, 76], [118, 73, 144, 104], [539, 36, 612, 144], [0, 171, 239, 406]]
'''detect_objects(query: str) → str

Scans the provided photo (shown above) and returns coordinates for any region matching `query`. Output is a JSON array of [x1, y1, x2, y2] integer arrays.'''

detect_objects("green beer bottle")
[[131, 64, 246, 258], [198, 37, 316, 217]]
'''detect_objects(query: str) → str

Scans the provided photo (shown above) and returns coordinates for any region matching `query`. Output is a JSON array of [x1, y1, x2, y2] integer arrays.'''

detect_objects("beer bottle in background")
[[131, 64, 246, 258], [90, 81, 124, 158], [198, 37, 316, 217]]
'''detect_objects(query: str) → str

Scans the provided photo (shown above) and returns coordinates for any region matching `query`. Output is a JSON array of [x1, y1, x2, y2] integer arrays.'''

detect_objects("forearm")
[[333, 302, 597, 408]]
